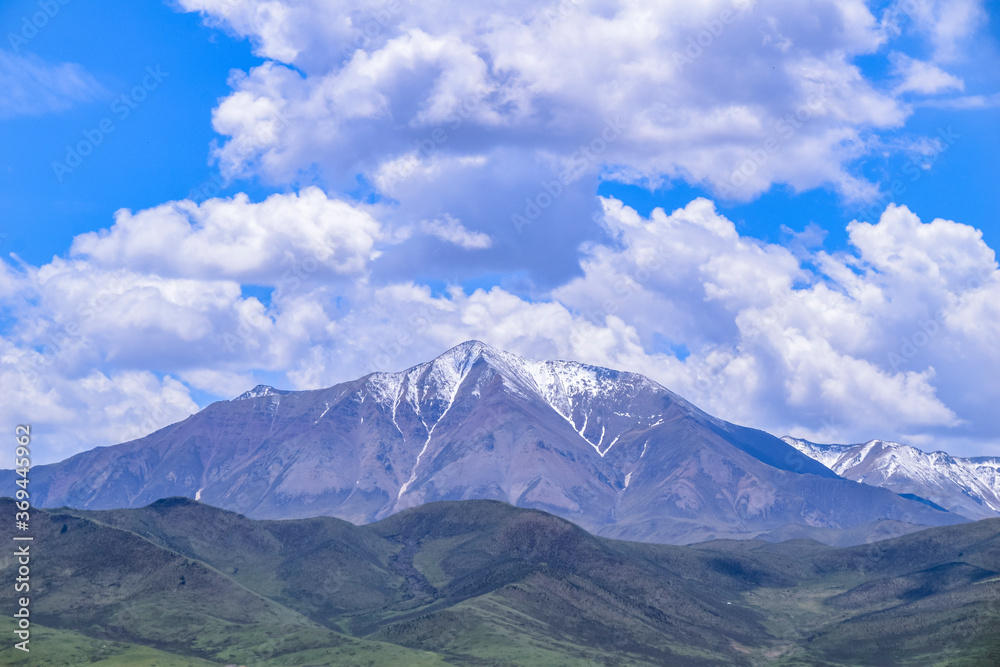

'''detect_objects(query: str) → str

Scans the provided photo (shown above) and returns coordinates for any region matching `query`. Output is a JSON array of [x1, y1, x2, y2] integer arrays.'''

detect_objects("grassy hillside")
[[2, 498, 998, 665]]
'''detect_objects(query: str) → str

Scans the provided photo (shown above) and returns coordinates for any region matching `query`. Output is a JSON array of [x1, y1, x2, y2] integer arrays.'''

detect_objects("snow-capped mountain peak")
[[31, 340, 952, 547], [369, 341, 669, 422], [411, 342, 688, 457], [233, 385, 289, 401], [784, 436, 1000, 520]]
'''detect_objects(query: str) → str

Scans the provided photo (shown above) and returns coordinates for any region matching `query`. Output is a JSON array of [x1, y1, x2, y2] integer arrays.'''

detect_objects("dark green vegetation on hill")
[[1, 497, 998, 666]]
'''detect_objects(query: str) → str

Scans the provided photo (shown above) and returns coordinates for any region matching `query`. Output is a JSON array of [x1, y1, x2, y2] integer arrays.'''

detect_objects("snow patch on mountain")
[[314, 402, 332, 425], [397, 359, 468, 499], [356, 341, 682, 461], [233, 385, 288, 401]]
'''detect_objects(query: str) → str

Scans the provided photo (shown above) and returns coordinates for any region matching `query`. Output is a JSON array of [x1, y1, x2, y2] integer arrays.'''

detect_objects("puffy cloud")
[[4, 1, 998, 463], [178, 368, 260, 399], [548, 199, 996, 449], [70, 187, 383, 282], [178, 0, 348, 65], [845, 204, 994, 288], [21, 260, 249, 373], [0, 336, 198, 464], [553, 197, 801, 347], [4, 194, 999, 459], [168, 0, 998, 300], [178, 0, 915, 211], [280, 281, 653, 390]]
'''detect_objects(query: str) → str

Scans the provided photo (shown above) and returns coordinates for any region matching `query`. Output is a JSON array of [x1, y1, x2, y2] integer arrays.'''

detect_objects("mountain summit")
[[784, 436, 1000, 521], [27, 341, 962, 544]]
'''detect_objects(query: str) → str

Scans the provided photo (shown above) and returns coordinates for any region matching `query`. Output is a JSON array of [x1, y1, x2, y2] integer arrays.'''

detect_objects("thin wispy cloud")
[[0, 50, 105, 118]]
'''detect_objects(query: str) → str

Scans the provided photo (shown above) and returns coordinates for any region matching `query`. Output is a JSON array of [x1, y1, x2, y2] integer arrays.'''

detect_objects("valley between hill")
[[2, 497, 997, 666]]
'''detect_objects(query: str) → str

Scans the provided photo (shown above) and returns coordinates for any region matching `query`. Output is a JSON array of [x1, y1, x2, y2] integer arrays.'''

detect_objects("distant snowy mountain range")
[[783, 437, 1000, 521], [22, 341, 974, 545]]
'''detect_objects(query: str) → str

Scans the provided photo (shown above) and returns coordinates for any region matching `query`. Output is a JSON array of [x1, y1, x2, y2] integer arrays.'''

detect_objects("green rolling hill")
[[1, 497, 998, 666]]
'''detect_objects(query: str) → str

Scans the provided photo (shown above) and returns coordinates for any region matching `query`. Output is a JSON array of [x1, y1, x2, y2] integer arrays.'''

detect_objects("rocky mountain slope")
[[784, 436, 1000, 521], [26, 341, 963, 544]]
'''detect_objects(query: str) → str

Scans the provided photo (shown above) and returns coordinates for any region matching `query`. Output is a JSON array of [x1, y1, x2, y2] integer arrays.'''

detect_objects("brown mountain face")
[[27, 341, 964, 544]]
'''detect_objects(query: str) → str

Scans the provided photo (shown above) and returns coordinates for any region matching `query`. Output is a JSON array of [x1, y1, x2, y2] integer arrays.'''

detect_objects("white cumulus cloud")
[[4, 196, 999, 459], [70, 187, 383, 282], [178, 0, 913, 207]]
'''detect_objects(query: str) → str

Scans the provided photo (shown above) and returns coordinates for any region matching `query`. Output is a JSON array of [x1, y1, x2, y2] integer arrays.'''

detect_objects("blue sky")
[[4, 0, 997, 266], [2, 0, 999, 462], [0, 0, 267, 266]]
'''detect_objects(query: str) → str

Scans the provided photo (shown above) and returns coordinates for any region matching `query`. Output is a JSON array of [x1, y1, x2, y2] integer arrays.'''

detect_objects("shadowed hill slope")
[[2, 497, 997, 666]]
